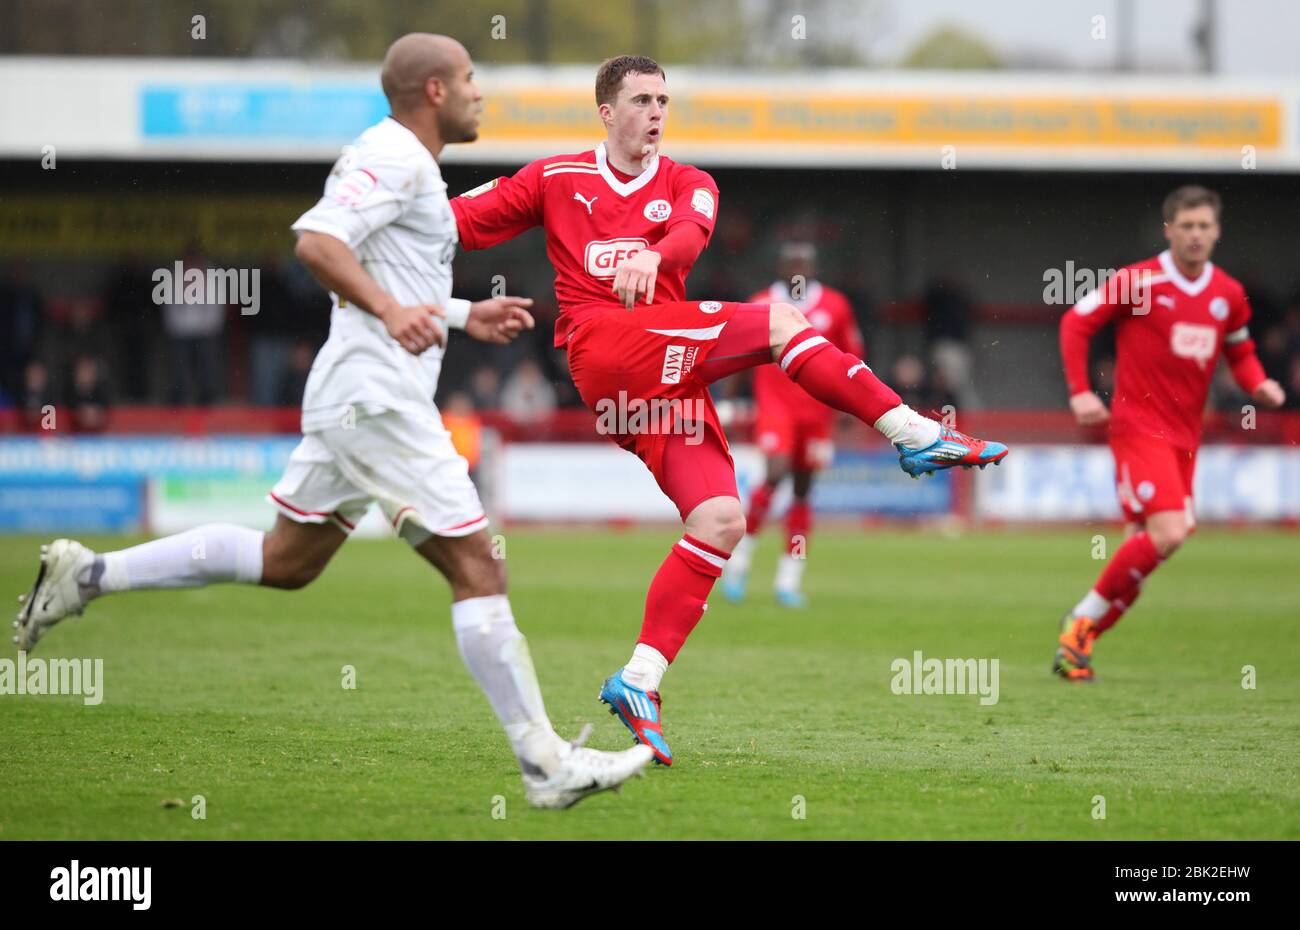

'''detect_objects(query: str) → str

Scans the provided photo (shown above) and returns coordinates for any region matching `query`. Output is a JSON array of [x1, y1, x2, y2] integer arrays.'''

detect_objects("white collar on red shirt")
[[769, 279, 823, 309], [594, 142, 660, 197], [1158, 249, 1214, 297]]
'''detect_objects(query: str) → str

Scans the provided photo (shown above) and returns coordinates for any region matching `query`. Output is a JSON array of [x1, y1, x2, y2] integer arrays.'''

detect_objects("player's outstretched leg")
[[15, 523, 276, 652], [767, 303, 1008, 477]]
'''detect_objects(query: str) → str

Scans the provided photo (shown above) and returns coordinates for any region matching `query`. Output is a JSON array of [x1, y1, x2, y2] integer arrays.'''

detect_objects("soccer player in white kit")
[[14, 34, 652, 809]]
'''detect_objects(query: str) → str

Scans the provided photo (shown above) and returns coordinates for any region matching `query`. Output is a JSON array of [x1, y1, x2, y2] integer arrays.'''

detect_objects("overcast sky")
[[859, 0, 1299, 74]]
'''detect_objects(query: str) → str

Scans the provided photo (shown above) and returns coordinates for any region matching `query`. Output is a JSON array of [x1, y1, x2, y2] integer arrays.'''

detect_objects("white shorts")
[[268, 410, 488, 539]]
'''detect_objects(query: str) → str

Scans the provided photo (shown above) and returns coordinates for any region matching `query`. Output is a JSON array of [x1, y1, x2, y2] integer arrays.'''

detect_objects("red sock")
[[746, 483, 775, 536], [1093, 532, 1162, 602], [1092, 588, 1141, 639], [785, 499, 811, 555], [639, 534, 728, 663], [778, 327, 901, 426]]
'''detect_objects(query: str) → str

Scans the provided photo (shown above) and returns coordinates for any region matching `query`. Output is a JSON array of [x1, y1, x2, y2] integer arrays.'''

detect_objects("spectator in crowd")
[[69, 354, 111, 433], [276, 340, 316, 407], [58, 296, 112, 367], [468, 366, 502, 411], [1, 260, 46, 408], [247, 251, 302, 406], [161, 246, 226, 405], [102, 253, 159, 402], [1260, 304, 1300, 375], [922, 277, 980, 410], [1286, 357, 1300, 411], [499, 359, 557, 424], [890, 353, 956, 414], [545, 344, 585, 409], [20, 360, 56, 432], [441, 391, 483, 472], [519, 297, 582, 410]]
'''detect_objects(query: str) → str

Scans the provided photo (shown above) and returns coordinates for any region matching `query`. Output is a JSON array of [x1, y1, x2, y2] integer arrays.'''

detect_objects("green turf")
[[1, 527, 1296, 839]]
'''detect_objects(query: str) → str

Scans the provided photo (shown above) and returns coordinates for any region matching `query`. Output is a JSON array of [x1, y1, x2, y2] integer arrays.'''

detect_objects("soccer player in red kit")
[[721, 241, 866, 608], [452, 55, 1007, 763], [1055, 185, 1284, 681]]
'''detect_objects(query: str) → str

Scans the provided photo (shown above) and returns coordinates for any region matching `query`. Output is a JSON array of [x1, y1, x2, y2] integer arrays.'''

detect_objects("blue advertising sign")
[[0, 436, 299, 480], [141, 84, 386, 142], [0, 437, 300, 532], [734, 447, 953, 517], [0, 478, 143, 532]]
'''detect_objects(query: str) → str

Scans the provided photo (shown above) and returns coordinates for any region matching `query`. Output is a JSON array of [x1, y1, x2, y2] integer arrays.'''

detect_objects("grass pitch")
[[1, 527, 1296, 839]]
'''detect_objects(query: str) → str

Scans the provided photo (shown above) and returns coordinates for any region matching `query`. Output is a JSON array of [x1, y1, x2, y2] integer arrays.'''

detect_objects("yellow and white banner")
[[1, 58, 1296, 170]]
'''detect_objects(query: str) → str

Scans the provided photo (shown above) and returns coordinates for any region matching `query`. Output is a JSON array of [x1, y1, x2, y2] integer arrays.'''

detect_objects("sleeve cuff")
[[445, 298, 472, 330], [290, 218, 357, 248]]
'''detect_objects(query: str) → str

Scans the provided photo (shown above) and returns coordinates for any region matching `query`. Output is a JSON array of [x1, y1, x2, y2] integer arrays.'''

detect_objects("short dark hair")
[[595, 55, 666, 107], [1163, 185, 1222, 223]]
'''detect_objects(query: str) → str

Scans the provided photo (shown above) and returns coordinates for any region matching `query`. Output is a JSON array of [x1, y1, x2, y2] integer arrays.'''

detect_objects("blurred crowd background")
[[5, 228, 1300, 433]]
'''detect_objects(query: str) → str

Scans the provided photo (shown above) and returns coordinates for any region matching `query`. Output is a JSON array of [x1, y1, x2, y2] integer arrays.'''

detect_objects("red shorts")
[[755, 404, 834, 471], [1110, 434, 1198, 526], [566, 300, 772, 519]]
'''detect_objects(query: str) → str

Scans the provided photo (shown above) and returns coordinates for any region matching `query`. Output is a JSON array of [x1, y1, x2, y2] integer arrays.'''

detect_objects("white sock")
[[873, 404, 942, 449], [725, 533, 756, 578], [451, 595, 566, 777], [621, 643, 668, 693], [774, 553, 806, 593], [1072, 590, 1111, 621], [90, 524, 264, 595]]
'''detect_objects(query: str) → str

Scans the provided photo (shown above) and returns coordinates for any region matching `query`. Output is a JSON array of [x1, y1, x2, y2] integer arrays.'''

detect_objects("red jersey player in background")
[[453, 55, 1007, 765], [721, 241, 865, 608], [1055, 185, 1284, 682]]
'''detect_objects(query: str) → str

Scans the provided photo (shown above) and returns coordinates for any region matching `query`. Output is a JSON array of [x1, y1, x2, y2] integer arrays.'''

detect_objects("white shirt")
[[291, 116, 464, 433]]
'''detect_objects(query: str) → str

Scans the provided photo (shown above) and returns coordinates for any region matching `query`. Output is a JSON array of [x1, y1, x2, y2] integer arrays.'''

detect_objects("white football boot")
[[523, 725, 654, 810], [14, 539, 95, 652]]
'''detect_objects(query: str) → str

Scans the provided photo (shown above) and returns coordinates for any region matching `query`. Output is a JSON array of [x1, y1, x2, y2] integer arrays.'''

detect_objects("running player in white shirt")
[[14, 33, 652, 809]]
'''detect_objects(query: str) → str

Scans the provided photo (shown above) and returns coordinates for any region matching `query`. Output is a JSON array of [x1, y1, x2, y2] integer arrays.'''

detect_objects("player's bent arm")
[[650, 222, 708, 271], [294, 230, 445, 354], [294, 230, 396, 318], [1222, 327, 1284, 406], [612, 223, 707, 310]]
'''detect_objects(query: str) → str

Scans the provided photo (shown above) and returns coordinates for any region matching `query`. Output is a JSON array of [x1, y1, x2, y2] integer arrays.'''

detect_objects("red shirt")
[[749, 281, 864, 420], [451, 142, 719, 346], [1059, 250, 1263, 450]]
